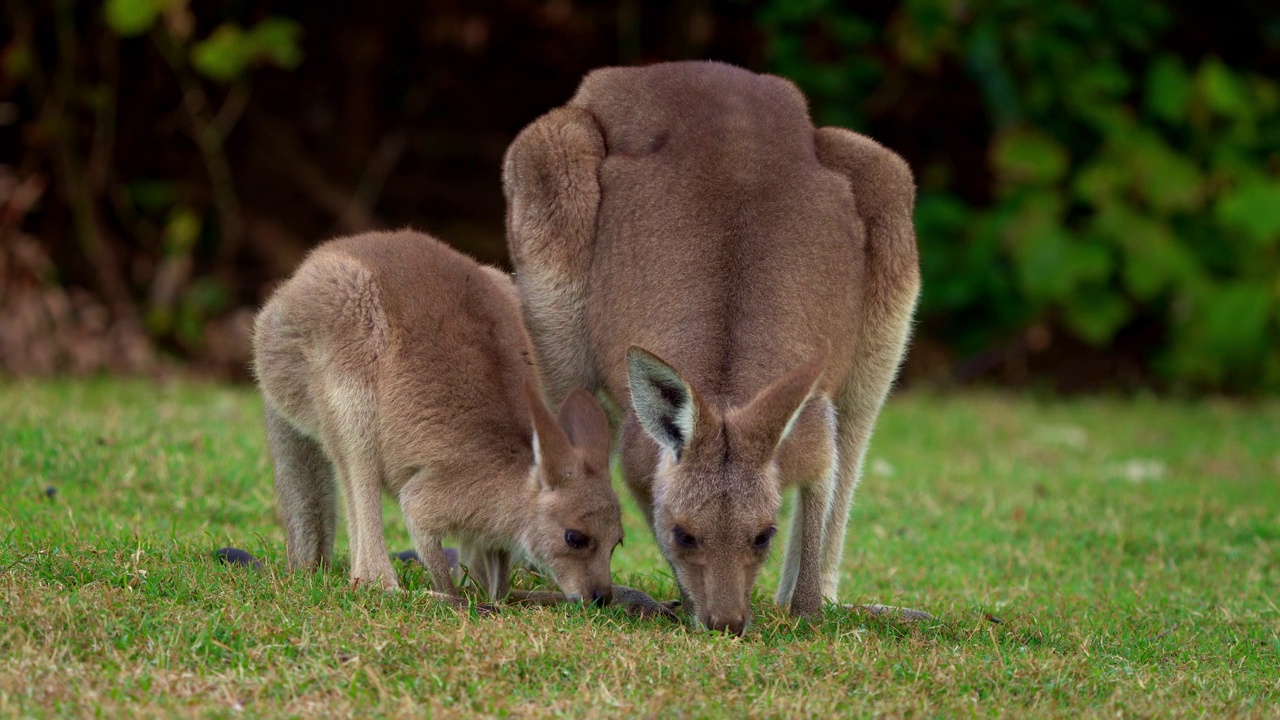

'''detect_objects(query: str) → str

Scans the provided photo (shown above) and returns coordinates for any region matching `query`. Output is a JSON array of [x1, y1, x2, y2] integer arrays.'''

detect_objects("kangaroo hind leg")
[[812, 127, 921, 602], [312, 254, 396, 590], [265, 400, 337, 572]]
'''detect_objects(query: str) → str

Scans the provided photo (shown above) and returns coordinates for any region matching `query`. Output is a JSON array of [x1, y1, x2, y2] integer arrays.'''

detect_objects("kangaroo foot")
[[351, 574, 400, 592], [391, 547, 460, 571], [213, 547, 264, 570]]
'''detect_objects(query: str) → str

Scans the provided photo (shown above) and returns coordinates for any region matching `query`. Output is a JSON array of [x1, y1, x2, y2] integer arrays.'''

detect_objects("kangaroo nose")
[[704, 613, 748, 636], [591, 587, 611, 607]]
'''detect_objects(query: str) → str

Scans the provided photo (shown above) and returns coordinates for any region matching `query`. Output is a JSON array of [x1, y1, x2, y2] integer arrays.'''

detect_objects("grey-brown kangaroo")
[[253, 230, 622, 606], [503, 61, 920, 633]]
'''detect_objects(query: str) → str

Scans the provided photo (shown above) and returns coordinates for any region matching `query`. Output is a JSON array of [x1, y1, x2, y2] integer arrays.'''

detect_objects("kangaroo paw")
[[613, 585, 680, 621]]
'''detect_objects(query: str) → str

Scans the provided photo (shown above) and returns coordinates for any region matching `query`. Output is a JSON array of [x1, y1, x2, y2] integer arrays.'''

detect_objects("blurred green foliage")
[[104, 0, 302, 79], [189, 19, 302, 82], [761, 0, 1280, 392], [105, 0, 301, 82], [5, 0, 1276, 390], [8, 1, 302, 355], [104, 0, 298, 346]]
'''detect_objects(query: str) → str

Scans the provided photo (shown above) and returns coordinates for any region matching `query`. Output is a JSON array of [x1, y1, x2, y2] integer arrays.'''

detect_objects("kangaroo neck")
[[483, 453, 543, 551]]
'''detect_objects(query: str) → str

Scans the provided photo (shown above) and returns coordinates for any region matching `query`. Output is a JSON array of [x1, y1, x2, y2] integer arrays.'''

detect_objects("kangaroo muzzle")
[[696, 569, 752, 635], [563, 571, 613, 606], [700, 608, 749, 636]]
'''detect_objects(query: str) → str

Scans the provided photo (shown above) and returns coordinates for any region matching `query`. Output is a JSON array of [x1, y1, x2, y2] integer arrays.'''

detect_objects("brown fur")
[[252, 230, 622, 605], [504, 62, 920, 633]]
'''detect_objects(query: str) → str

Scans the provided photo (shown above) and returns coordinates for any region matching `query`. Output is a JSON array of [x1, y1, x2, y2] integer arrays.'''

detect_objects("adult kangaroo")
[[503, 61, 920, 635]]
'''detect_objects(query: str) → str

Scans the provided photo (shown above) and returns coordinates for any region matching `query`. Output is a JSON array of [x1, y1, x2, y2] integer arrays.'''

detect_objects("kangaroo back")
[[572, 62, 865, 402]]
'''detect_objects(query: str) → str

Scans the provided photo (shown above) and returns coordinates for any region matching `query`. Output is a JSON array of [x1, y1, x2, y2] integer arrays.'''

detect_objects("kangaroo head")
[[523, 383, 622, 606], [627, 346, 827, 635]]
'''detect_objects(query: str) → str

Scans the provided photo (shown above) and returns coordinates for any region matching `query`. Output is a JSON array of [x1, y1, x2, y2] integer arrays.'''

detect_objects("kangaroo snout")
[[697, 574, 752, 635], [701, 610, 749, 636], [563, 584, 611, 606]]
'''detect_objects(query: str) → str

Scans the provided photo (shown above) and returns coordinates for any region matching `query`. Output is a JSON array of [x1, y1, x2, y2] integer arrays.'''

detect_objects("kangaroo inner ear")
[[729, 346, 830, 463], [626, 347, 701, 461], [525, 381, 572, 487], [558, 388, 611, 466]]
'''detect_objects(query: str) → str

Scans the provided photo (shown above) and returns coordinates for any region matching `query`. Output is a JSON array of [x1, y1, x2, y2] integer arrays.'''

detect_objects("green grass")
[[1, 380, 1278, 718]]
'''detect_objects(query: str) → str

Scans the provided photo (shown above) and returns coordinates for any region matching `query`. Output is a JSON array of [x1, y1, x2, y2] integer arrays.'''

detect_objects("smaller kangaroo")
[[253, 229, 622, 606]]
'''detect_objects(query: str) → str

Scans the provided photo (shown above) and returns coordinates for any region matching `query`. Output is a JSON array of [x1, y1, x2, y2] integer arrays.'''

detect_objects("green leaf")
[[1063, 287, 1131, 345], [1078, 103, 1137, 137], [191, 25, 249, 82], [1145, 55, 1190, 123], [1067, 63, 1131, 107], [192, 18, 304, 82], [1216, 177, 1280, 248], [163, 207, 201, 256], [895, 0, 954, 67], [1093, 205, 1201, 301], [1017, 234, 1079, 304], [1126, 132, 1202, 213], [1183, 281, 1276, 371], [1197, 58, 1251, 120], [1073, 156, 1129, 208], [246, 18, 303, 70], [991, 127, 1070, 187], [104, 0, 160, 37], [1004, 194, 1111, 304]]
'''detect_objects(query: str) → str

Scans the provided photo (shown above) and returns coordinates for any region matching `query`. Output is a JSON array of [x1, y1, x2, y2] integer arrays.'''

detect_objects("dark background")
[[3, 0, 1279, 393]]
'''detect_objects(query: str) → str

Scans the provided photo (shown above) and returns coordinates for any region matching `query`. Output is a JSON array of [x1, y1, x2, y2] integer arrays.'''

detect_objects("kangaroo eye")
[[672, 526, 699, 549], [564, 529, 590, 549], [753, 527, 776, 549]]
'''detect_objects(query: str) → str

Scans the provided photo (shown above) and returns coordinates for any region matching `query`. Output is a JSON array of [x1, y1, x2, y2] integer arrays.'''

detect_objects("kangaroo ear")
[[627, 346, 705, 462], [503, 106, 606, 407], [558, 387, 611, 468], [525, 380, 573, 488], [727, 345, 830, 465], [503, 107, 604, 271]]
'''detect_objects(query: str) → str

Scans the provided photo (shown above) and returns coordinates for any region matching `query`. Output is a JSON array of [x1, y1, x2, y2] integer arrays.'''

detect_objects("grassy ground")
[[1, 380, 1277, 718]]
